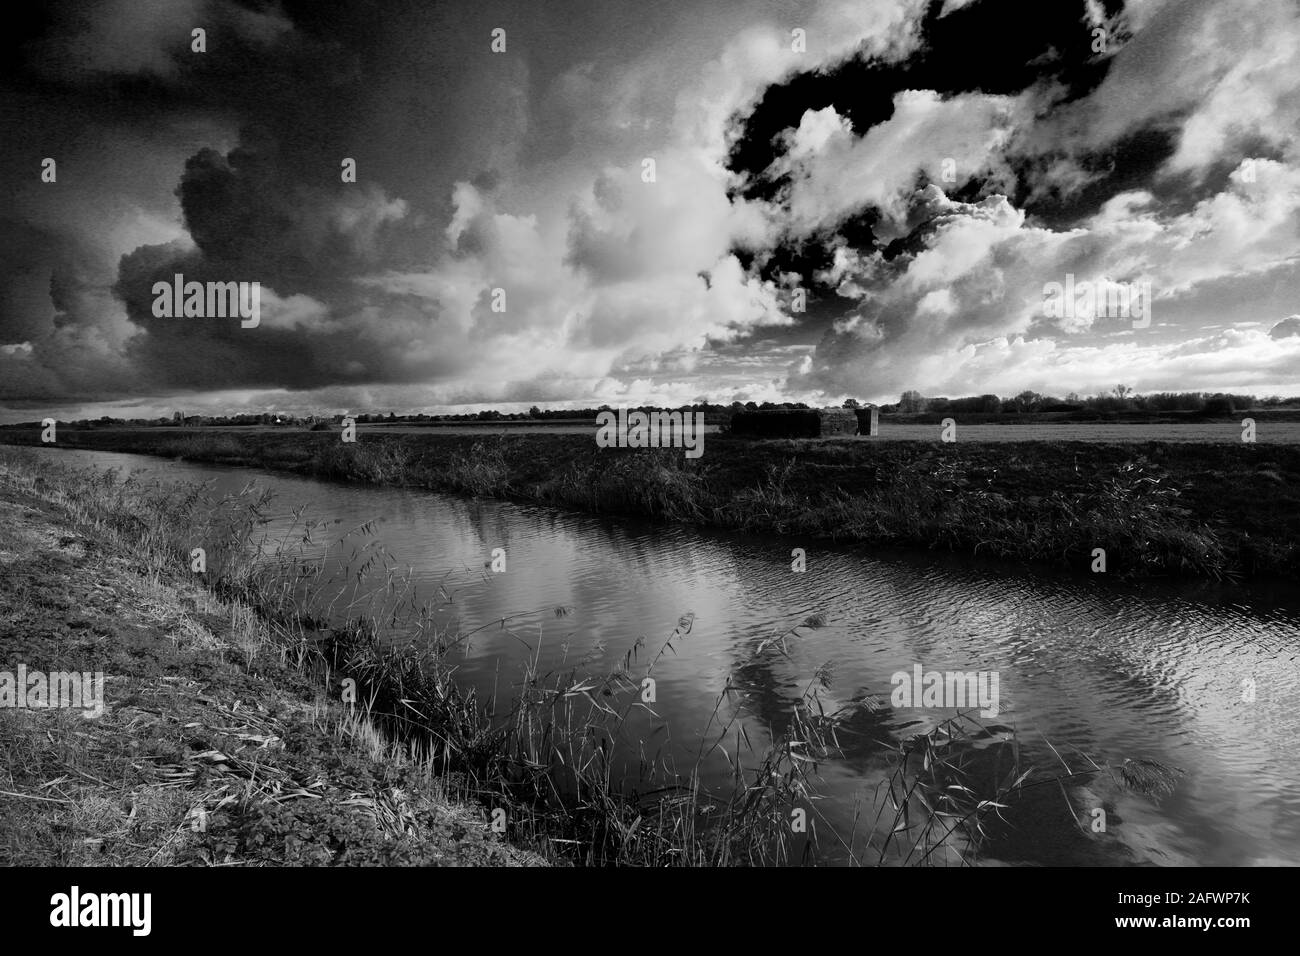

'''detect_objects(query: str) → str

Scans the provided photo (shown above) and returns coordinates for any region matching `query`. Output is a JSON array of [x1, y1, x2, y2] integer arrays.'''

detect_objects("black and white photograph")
[[0, 0, 1293, 929]]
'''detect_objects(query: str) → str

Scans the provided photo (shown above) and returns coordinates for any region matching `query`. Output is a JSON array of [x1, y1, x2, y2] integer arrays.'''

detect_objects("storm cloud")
[[1, 0, 1297, 420]]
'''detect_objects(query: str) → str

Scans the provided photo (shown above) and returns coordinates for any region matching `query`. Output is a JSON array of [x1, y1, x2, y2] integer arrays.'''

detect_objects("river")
[[22, 446, 1300, 866]]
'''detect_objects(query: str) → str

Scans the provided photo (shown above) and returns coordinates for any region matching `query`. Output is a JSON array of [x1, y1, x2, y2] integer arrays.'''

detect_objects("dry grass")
[[0, 454, 547, 867]]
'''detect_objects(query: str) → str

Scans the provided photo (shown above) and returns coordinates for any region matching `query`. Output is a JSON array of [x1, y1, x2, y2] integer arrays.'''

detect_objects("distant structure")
[[729, 407, 858, 438], [854, 405, 880, 436]]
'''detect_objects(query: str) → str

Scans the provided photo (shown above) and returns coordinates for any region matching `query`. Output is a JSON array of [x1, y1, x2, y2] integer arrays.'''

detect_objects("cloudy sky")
[[1, 0, 1298, 422]]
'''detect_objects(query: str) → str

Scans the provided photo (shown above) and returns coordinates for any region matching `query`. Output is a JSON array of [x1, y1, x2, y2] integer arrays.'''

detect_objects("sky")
[[1, 0, 1298, 422]]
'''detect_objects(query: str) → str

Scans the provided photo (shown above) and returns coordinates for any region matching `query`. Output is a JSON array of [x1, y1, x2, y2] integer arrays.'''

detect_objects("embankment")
[[1, 426, 1296, 579], [0, 455, 547, 866]]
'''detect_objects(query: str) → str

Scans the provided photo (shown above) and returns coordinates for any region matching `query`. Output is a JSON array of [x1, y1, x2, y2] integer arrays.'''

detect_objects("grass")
[[1, 448, 1191, 866], [866, 711, 1185, 866], [0, 477, 544, 866], [2, 425, 1294, 580]]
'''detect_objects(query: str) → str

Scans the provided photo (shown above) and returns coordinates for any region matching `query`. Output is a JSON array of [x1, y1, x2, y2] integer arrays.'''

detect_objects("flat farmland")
[[333, 420, 1300, 443], [365, 421, 1298, 442], [857, 421, 1300, 443], [82, 419, 1297, 443]]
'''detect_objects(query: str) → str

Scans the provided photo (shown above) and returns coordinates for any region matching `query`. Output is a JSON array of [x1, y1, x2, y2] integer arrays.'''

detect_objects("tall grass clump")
[[158, 433, 248, 462], [757, 454, 1230, 578], [541, 450, 709, 522], [314, 439, 416, 485], [867, 710, 1184, 866], [438, 440, 512, 496]]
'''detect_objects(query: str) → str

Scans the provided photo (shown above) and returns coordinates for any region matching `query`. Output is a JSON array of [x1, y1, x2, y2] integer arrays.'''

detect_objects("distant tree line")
[[18, 388, 1298, 432], [874, 387, 1299, 415], [44, 402, 758, 429]]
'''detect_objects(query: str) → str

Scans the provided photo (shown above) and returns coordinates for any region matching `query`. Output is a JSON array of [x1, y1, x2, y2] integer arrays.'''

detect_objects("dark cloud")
[[163, 132, 405, 285], [724, 1, 1193, 296], [1271, 316, 1300, 340], [728, 0, 1124, 202], [2, 0, 1298, 419]]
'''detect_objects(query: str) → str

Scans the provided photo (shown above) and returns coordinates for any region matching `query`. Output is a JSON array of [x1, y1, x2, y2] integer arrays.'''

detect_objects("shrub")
[[1200, 394, 1236, 416]]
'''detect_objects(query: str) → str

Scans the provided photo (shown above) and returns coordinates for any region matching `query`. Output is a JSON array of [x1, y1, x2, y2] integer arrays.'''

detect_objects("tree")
[[1201, 393, 1235, 415], [528, 405, 542, 419], [1113, 384, 1132, 400], [1014, 390, 1042, 412], [842, 398, 860, 409], [898, 390, 927, 413]]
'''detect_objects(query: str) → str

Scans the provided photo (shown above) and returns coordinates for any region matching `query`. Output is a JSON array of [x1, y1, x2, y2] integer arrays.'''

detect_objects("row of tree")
[[868, 387, 1298, 415], [26, 388, 1299, 432]]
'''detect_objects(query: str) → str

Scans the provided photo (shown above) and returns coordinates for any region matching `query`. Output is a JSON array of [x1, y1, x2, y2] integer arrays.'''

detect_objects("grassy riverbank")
[[0, 458, 550, 866], [3, 426, 1296, 580]]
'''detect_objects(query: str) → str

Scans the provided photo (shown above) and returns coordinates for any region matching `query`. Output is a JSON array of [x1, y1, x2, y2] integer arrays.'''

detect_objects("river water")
[[23, 446, 1300, 866]]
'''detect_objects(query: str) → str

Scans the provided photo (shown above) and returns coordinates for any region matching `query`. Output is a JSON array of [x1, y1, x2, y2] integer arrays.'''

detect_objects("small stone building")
[[728, 407, 859, 438]]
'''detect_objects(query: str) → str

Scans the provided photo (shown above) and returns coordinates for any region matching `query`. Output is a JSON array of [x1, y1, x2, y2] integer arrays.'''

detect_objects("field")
[[852, 422, 1300, 443], [26, 418, 1298, 442]]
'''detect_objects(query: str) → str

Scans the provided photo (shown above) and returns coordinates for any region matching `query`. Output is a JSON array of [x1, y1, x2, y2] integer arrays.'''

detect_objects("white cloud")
[[1013, 0, 1300, 179], [790, 152, 1300, 400], [773, 91, 1025, 234]]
